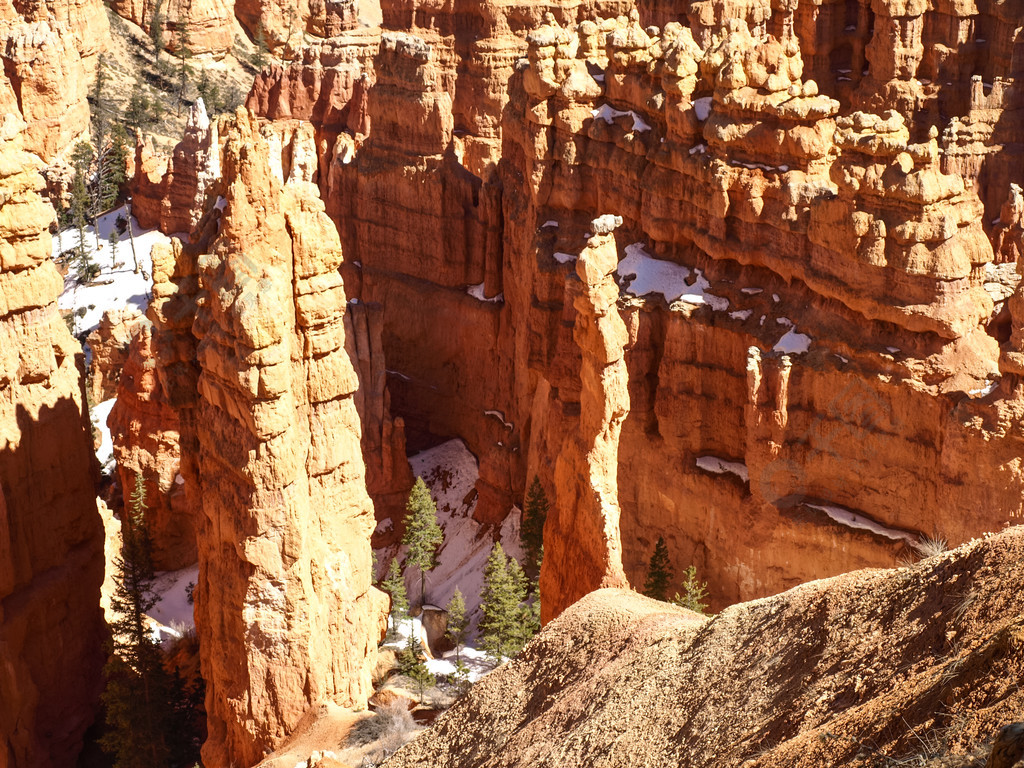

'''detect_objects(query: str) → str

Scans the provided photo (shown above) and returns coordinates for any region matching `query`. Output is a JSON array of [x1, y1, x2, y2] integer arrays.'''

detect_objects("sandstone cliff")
[[183, 111, 386, 767], [383, 527, 1024, 768], [227, 0, 1024, 621], [0, 0, 109, 160], [0, 76, 105, 768]]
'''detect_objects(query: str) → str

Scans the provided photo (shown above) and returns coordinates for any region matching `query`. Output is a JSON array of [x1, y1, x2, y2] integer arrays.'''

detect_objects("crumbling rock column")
[[540, 215, 630, 622], [191, 112, 387, 768]]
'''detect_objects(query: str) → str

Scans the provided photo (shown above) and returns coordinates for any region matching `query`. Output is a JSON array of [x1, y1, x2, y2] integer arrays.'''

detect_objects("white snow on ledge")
[[806, 503, 918, 545], [467, 282, 504, 303], [617, 242, 729, 311], [542, 220, 559, 228], [693, 96, 713, 122], [592, 103, 651, 132], [484, 409, 513, 430], [969, 380, 998, 397], [553, 251, 576, 264], [773, 328, 812, 355], [696, 455, 749, 482]]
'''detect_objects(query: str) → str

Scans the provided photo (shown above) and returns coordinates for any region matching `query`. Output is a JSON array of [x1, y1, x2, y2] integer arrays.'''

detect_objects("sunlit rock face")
[[0, 34, 105, 766]]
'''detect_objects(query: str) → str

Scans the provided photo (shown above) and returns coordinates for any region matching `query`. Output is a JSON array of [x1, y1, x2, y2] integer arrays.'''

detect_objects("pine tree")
[[174, 24, 193, 113], [673, 565, 709, 615], [520, 475, 548, 584], [401, 477, 443, 605], [444, 587, 468, 662], [399, 631, 435, 701], [126, 80, 153, 131], [100, 474, 176, 767], [381, 558, 408, 637], [479, 542, 536, 662], [643, 536, 674, 602], [69, 141, 95, 274], [253, 19, 270, 70], [149, 0, 165, 55]]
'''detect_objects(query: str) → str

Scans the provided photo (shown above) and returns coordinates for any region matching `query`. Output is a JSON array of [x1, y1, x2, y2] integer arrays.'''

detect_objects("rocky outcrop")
[[383, 527, 1024, 768], [86, 308, 143, 404], [185, 111, 386, 767], [132, 101, 222, 237], [541, 216, 629, 621], [0, 86, 105, 767], [107, 317, 197, 569], [345, 300, 413, 531], [0, 0, 109, 160], [499, 13, 1023, 614], [107, 0, 234, 56]]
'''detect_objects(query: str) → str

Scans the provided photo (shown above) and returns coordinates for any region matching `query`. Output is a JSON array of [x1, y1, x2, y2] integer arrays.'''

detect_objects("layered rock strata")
[[86, 308, 143, 404], [0, 84, 104, 768], [186, 111, 386, 767]]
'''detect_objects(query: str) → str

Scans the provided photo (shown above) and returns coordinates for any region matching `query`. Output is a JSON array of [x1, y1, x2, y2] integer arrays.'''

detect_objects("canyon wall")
[[239, 0, 1023, 617], [0, 40, 105, 768]]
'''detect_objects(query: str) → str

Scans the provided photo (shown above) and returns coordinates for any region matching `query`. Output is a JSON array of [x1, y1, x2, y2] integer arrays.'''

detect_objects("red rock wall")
[[0, 72, 105, 768]]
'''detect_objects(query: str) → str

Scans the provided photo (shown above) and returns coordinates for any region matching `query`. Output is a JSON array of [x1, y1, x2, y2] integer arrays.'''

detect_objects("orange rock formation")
[[0, 56, 105, 768], [182, 111, 386, 767]]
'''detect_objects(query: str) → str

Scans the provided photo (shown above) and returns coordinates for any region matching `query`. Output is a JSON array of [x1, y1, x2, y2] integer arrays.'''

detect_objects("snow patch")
[[688, 143, 707, 156], [542, 220, 559, 228], [617, 242, 728, 310], [592, 103, 652, 132], [806, 503, 918, 545], [466, 282, 504, 303], [91, 398, 116, 470], [741, 287, 763, 295], [56, 205, 170, 335], [693, 96, 712, 121], [148, 564, 199, 644], [696, 455, 749, 482], [553, 252, 576, 264], [729, 309, 753, 321], [969, 380, 998, 397], [375, 517, 393, 535], [484, 409, 513, 429], [773, 328, 812, 355]]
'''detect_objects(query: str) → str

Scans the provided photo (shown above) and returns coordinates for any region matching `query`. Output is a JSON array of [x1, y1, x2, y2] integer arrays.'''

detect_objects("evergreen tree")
[[452, 658, 470, 695], [107, 227, 119, 268], [126, 80, 154, 131], [399, 631, 435, 700], [520, 475, 548, 584], [100, 474, 179, 766], [381, 558, 408, 637], [149, 0, 165, 55], [444, 587, 468, 662], [673, 565, 709, 615], [401, 477, 443, 605], [252, 19, 270, 70], [643, 536, 674, 602], [479, 542, 536, 662], [95, 123, 130, 216], [69, 141, 95, 273], [174, 25, 193, 112]]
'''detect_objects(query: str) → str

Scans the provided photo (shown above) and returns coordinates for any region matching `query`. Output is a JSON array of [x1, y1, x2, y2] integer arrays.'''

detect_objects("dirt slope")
[[383, 528, 1024, 768]]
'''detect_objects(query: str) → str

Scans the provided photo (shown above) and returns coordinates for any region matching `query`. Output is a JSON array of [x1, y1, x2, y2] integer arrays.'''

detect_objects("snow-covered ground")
[[55, 204, 171, 336], [378, 438, 524, 647], [382, 613, 496, 684], [148, 563, 199, 645]]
